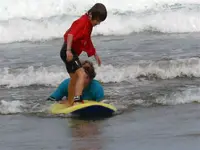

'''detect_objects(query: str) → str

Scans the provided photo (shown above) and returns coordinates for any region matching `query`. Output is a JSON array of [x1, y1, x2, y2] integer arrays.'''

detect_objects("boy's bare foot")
[[59, 100, 71, 107]]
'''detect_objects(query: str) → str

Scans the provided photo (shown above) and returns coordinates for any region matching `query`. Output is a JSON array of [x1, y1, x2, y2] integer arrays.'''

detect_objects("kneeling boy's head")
[[88, 3, 107, 26], [81, 60, 96, 86]]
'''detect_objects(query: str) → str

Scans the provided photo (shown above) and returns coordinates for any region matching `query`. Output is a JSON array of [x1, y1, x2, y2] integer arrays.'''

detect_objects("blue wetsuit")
[[48, 78, 104, 102]]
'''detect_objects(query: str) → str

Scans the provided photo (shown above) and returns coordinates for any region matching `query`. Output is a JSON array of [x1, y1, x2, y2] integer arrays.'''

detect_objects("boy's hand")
[[66, 50, 73, 62], [94, 53, 101, 66]]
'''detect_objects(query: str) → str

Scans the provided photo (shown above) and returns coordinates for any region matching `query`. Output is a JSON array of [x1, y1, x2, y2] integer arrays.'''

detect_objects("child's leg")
[[67, 73, 77, 105], [60, 42, 84, 102], [74, 68, 86, 99]]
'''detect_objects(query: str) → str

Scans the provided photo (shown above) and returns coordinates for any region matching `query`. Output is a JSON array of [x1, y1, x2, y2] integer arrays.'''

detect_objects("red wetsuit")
[[64, 13, 96, 57]]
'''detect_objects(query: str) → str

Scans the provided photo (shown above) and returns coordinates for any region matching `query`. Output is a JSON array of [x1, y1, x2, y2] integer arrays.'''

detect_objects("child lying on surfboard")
[[47, 60, 104, 106], [60, 3, 107, 106]]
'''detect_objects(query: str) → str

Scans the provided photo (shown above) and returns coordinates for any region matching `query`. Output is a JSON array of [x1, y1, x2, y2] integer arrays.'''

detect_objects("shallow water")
[[2, 1, 200, 148], [1, 104, 200, 150], [1, 33, 200, 150]]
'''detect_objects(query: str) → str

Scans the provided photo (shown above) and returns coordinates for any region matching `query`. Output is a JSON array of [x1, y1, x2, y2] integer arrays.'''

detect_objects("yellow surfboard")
[[50, 100, 117, 117]]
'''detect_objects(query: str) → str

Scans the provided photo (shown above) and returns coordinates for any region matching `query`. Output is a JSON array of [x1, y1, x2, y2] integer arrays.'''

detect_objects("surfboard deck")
[[50, 100, 117, 117]]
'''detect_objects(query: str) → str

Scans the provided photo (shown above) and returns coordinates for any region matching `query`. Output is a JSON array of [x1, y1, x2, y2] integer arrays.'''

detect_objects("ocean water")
[[1, 0, 200, 150]]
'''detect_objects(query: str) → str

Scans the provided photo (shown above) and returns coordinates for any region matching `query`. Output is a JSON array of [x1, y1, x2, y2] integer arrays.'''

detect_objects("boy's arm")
[[48, 79, 69, 101], [86, 38, 101, 66], [86, 38, 96, 57], [64, 19, 86, 46], [64, 19, 86, 60]]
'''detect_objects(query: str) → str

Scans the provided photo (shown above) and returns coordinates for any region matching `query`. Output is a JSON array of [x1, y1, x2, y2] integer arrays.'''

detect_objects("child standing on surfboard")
[[60, 3, 107, 106]]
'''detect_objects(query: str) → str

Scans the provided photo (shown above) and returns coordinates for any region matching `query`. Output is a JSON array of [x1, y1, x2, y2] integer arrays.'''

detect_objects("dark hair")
[[88, 3, 107, 21], [82, 60, 96, 79]]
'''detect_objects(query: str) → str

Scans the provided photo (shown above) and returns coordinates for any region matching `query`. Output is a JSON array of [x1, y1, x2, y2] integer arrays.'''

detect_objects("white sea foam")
[[1, 0, 200, 43], [0, 100, 26, 114], [155, 87, 200, 105], [1, 57, 200, 88]]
